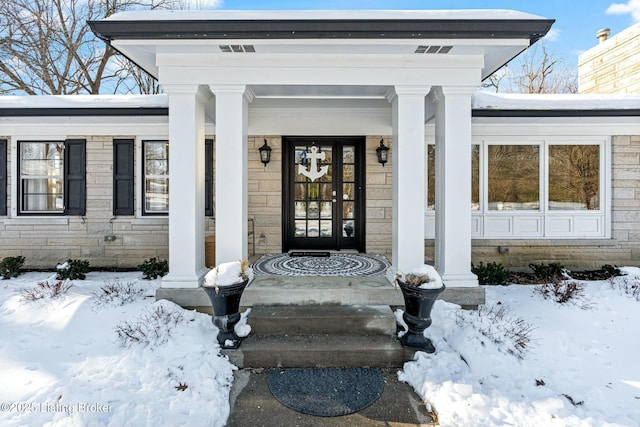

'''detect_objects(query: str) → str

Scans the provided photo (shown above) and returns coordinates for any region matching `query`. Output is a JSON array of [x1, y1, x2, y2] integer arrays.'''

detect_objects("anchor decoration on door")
[[298, 146, 328, 182]]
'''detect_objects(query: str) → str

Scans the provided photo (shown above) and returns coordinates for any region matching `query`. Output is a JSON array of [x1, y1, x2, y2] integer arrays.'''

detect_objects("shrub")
[[92, 279, 146, 307], [457, 303, 535, 360], [534, 279, 586, 304], [138, 257, 169, 280], [56, 259, 90, 280], [21, 280, 72, 301], [115, 303, 184, 348], [528, 262, 566, 281], [471, 262, 510, 285], [0, 256, 25, 279], [601, 264, 622, 279], [609, 275, 640, 301]]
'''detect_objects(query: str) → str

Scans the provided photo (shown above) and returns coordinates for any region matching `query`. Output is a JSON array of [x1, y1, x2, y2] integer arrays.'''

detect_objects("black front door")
[[283, 136, 365, 252]]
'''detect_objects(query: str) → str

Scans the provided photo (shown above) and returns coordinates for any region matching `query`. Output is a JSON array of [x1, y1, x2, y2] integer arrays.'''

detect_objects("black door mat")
[[267, 367, 384, 417]]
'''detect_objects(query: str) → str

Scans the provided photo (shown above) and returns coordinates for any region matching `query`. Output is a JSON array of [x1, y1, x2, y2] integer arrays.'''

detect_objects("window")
[[18, 140, 85, 215], [425, 139, 608, 239], [143, 141, 169, 215]]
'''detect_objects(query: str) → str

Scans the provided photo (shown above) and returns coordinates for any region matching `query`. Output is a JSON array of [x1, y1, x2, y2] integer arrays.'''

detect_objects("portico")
[[89, 10, 554, 294]]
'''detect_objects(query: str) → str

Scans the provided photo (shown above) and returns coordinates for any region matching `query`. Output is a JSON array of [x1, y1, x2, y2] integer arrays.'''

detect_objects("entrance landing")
[[155, 275, 485, 310]]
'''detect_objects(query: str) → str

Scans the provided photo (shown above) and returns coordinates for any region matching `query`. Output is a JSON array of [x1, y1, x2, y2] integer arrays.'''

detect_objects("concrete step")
[[248, 305, 396, 336], [223, 334, 414, 368]]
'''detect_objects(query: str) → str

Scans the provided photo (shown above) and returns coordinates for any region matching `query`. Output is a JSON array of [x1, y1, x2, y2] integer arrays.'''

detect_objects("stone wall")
[[365, 136, 392, 256], [578, 23, 640, 94]]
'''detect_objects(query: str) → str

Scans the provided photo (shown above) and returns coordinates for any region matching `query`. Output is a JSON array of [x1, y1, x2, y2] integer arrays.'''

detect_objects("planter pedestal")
[[397, 280, 445, 353], [203, 279, 249, 349]]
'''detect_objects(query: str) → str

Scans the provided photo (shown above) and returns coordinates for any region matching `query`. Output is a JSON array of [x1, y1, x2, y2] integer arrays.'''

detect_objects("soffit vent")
[[414, 45, 453, 54], [219, 44, 255, 53]]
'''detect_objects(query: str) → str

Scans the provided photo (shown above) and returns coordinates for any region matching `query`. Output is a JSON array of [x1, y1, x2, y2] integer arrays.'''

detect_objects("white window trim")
[[137, 137, 169, 217], [425, 135, 611, 239]]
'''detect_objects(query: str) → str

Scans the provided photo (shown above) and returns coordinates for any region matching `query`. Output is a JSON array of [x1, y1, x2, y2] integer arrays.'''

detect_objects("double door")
[[283, 137, 365, 251]]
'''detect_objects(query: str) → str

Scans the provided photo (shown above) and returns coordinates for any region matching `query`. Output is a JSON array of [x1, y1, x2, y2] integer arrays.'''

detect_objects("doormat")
[[268, 368, 384, 417], [289, 251, 330, 257], [252, 253, 390, 276]]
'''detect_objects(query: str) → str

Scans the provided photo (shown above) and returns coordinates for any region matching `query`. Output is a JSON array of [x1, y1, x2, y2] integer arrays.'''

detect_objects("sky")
[[209, 0, 640, 67]]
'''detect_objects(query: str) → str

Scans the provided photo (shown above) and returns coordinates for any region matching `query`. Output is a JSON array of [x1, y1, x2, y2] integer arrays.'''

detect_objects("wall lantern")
[[376, 139, 389, 166], [259, 139, 272, 166]]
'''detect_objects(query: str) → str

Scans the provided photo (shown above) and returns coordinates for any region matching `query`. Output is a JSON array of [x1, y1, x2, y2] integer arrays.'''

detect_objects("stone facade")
[[579, 23, 640, 94], [1, 132, 638, 270]]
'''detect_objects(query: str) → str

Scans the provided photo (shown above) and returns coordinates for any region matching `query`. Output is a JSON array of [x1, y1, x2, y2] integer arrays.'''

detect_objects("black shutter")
[[205, 139, 214, 216], [64, 139, 86, 216], [0, 140, 6, 215], [113, 139, 135, 215]]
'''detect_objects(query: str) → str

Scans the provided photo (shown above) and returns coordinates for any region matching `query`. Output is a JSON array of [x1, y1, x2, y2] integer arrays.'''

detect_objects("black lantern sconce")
[[376, 139, 389, 166], [259, 139, 272, 166]]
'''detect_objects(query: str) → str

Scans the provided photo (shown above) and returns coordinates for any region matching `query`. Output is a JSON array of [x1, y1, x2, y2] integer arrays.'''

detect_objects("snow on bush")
[[609, 267, 640, 301], [115, 301, 185, 348], [92, 279, 147, 307], [456, 303, 535, 360], [21, 280, 72, 302], [534, 279, 589, 307]]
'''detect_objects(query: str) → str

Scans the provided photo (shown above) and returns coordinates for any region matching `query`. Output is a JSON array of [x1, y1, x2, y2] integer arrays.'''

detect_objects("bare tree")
[[483, 43, 578, 94], [0, 0, 210, 95]]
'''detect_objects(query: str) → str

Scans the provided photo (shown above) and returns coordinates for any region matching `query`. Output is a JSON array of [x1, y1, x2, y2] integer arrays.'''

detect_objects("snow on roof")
[[473, 92, 640, 110], [0, 94, 168, 109], [106, 9, 546, 22]]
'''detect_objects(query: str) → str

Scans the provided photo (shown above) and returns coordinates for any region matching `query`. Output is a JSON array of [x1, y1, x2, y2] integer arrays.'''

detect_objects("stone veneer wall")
[[0, 135, 214, 269], [364, 136, 393, 256], [578, 23, 640, 94], [425, 135, 640, 270]]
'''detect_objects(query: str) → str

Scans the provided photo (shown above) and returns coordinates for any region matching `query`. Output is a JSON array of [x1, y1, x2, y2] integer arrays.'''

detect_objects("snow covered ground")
[[1, 268, 639, 426]]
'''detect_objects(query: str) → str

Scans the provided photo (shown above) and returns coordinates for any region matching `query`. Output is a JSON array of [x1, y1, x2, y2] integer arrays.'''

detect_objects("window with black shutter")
[[113, 139, 135, 215]]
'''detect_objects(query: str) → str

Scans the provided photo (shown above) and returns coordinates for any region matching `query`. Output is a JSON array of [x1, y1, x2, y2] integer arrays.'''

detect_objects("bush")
[[138, 257, 168, 280], [56, 259, 90, 280], [21, 280, 72, 301], [0, 256, 25, 279], [92, 280, 146, 307], [471, 262, 510, 285], [457, 303, 535, 360], [534, 279, 586, 304], [115, 303, 184, 348], [609, 275, 640, 301], [528, 262, 566, 281]]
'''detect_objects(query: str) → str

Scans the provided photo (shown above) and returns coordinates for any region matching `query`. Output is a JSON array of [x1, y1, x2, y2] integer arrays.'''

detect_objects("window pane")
[[488, 145, 539, 210], [145, 178, 169, 212], [472, 144, 480, 211], [427, 144, 478, 210], [549, 145, 600, 210], [427, 145, 435, 210], [21, 178, 64, 212]]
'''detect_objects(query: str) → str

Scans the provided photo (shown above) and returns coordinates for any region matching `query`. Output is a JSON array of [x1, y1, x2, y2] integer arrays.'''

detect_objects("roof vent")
[[219, 45, 255, 53], [415, 45, 453, 54]]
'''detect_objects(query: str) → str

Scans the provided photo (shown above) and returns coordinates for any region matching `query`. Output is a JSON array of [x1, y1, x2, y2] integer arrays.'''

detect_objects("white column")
[[433, 86, 478, 287], [385, 86, 430, 280], [161, 85, 211, 289], [210, 85, 253, 264]]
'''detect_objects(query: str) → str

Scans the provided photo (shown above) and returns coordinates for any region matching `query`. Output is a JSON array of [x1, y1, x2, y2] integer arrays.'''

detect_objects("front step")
[[249, 305, 396, 335], [223, 334, 412, 368]]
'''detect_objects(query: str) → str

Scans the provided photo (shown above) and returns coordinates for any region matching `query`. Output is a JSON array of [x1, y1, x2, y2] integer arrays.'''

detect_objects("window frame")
[[141, 140, 169, 216], [425, 136, 610, 239]]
